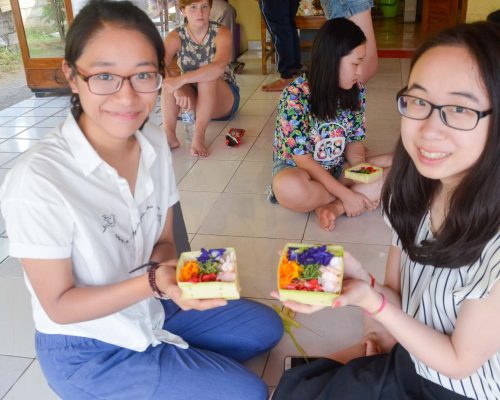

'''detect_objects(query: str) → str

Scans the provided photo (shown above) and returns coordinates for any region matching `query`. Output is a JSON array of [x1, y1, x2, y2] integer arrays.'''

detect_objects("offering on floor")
[[278, 244, 344, 306], [177, 248, 240, 299], [345, 163, 383, 183]]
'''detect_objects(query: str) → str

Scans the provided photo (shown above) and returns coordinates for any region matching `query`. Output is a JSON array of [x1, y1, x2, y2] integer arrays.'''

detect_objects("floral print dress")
[[176, 21, 236, 85], [273, 74, 366, 177]]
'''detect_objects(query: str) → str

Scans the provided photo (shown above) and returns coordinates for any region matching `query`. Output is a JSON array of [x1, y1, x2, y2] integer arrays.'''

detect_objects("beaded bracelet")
[[365, 292, 387, 317], [129, 260, 166, 298], [368, 272, 376, 288], [148, 264, 166, 298]]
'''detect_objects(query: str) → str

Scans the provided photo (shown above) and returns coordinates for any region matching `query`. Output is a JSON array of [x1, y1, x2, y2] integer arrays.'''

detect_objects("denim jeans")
[[36, 299, 283, 399], [320, 0, 374, 19], [259, 0, 302, 78]]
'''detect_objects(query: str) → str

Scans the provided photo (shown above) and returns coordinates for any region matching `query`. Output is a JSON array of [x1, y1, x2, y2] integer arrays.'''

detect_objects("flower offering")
[[177, 248, 240, 300], [278, 244, 344, 306], [345, 163, 383, 183]]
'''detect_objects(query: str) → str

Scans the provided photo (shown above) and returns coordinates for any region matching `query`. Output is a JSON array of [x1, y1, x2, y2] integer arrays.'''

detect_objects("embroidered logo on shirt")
[[101, 206, 163, 245], [101, 214, 116, 233]]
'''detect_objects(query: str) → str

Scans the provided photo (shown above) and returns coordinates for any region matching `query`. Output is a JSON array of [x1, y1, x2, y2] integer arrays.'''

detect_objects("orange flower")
[[179, 260, 199, 282], [279, 257, 303, 288]]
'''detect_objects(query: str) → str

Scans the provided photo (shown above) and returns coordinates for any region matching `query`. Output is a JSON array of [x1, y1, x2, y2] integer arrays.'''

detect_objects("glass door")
[[10, 0, 73, 91]]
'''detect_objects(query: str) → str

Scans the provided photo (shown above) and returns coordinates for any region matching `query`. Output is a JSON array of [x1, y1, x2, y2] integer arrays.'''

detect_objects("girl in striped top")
[[271, 21, 500, 400]]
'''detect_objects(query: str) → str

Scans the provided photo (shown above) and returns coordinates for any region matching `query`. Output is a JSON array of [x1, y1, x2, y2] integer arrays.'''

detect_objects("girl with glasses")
[[270, 18, 392, 231], [161, 0, 240, 157], [0, 1, 282, 398], [271, 21, 500, 400]]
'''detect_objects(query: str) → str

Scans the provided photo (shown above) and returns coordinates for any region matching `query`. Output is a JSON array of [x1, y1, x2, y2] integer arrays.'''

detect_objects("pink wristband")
[[365, 293, 387, 317]]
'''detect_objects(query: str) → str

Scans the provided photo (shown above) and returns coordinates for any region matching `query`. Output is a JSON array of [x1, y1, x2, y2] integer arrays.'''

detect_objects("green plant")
[[41, 0, 67, 41], [0, 47, 22, 75]]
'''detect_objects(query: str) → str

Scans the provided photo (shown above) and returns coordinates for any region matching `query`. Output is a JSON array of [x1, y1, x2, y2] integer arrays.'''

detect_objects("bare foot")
[[190, 135, 208, 157], [167, 135, 180, 149], [262, 77, 294, 92], [315, 201, 343, 231]]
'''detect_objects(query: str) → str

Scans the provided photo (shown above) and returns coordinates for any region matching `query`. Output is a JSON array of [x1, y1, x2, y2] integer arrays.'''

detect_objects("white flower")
[[319, 266, 341, 293]]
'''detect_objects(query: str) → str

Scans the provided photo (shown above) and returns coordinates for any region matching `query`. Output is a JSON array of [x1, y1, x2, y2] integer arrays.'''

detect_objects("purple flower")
[[197, 248, 226, 263], [287, 245, 333, 266]]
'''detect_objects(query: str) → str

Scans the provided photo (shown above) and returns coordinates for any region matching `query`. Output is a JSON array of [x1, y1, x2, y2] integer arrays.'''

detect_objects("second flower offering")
[[177, 248, 240, 300], [278, 244, 344, 306]]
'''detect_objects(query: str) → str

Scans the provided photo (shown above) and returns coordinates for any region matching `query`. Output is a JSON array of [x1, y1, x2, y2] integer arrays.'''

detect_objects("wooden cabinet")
[[421, 0, 467, 37], [10, 0, 73, 92]]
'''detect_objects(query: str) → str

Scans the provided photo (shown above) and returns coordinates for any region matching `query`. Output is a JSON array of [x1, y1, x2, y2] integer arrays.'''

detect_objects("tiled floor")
[[0, 51, 408, 399]]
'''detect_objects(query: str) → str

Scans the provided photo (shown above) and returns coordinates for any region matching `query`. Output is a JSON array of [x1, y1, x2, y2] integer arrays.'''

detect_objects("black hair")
[[487, 9, 500, 24], [64, 0, 165, 120], [307, 18, 366, 120], [382, 22, 500, 268]]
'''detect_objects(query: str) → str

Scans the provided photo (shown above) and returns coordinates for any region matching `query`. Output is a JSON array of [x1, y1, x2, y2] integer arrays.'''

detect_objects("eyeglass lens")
[[397, 95, 479, 130], [88, 73, 162, 94]]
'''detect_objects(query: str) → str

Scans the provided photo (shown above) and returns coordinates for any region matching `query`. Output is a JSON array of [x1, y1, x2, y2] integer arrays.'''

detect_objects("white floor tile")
[[225, 160, 273, 195], [3, 360, 59, 400], [0, 276, 36, 358], [238, 99, 278, 118], [244, 135, 273, 161], [0, 127, 27, 140], [0, 108, 33, 118], [0, 139, 38, 153], [207, 135, 257, 161], [11, 98, 52, 108], [223, 115, 269, 137], [14, 127, 53, 140], [0, 153, 20, 167], [178, 159, 240, 192], [0, 256, 23, 278], [0, 355, 32, 398], [304, 209, 391, 245], [198, 193, 308, 239], [3, 116, 48, 127], [179, 191, 221, 234]]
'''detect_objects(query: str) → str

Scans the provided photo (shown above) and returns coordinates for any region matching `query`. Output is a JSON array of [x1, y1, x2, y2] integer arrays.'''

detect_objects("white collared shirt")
[[0, 114, 183, 351]]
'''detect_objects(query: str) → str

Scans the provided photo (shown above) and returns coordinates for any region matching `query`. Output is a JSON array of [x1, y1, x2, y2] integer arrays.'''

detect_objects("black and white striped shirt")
[[393, 212, 500, 399]]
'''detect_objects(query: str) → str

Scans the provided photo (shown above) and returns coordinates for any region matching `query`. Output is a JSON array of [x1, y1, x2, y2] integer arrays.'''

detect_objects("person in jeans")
[[259, 0, 303, 92]]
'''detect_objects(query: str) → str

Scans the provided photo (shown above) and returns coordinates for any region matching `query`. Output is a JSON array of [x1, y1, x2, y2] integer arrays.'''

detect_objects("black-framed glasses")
[[396, 87, 492, 131], [74, 69, 163, 95]]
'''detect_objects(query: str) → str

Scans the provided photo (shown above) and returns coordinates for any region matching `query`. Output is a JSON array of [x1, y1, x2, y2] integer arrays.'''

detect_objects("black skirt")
[[271, 344, 473, 400]]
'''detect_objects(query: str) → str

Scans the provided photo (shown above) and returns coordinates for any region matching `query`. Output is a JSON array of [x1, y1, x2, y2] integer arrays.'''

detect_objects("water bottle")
[[180, 109, 195, 142]]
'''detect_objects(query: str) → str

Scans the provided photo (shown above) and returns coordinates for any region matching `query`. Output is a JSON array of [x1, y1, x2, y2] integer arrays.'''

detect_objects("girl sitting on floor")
[[270, 18, 392, 231], [162, 0, 239, 157], [272, 21, 500, 400]]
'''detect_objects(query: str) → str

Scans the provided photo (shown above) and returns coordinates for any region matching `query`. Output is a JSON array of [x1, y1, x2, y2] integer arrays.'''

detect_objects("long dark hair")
[[64, 0, 165, 120], [382, 22, 500, 268], [307, 18, 366, 120]]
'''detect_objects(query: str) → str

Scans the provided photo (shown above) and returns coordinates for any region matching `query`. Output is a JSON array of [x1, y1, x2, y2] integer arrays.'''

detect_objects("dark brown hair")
[[65, 0, 165, 120], [382, 22, 500, 268], [307, 18, 366, 120]]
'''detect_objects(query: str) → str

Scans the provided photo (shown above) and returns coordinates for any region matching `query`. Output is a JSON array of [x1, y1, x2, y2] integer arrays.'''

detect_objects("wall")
[[231, 0, 260, 53], [465, 0, 499, 22]]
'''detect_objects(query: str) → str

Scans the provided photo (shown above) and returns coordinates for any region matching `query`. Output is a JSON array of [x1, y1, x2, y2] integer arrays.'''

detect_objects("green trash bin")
[[379, 0, 399, 18]]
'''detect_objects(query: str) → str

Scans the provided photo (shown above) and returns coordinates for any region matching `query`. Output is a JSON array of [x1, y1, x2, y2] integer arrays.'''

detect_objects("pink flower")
[[287, 137, 296, 146]]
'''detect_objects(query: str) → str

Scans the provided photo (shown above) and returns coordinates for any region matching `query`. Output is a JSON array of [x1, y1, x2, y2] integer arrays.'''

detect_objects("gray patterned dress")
[[176, 21, 236, 85]]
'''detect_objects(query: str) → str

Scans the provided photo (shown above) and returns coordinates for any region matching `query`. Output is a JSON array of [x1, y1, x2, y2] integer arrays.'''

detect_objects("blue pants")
[[36, 299, 284, 399], [259, 0, 302, 78]]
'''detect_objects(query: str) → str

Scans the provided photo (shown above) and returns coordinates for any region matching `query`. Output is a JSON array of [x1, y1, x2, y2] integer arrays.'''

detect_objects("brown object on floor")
[[261, 77, 294, 92]]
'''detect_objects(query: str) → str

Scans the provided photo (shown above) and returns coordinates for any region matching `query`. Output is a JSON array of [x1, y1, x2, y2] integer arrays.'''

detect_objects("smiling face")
[[338, 43, 366, 90], [401, 45, 491, 189], [63, 25, 159, 143]]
